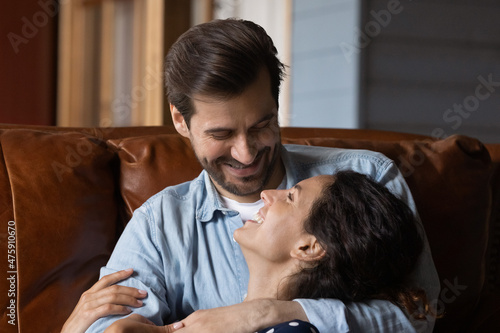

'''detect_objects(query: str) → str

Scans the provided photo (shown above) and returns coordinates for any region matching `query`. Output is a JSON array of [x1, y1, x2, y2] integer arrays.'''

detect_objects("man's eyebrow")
[[204, 113, 276, 135], [251, 113, 275, 127], [204, 127, 232, 135]]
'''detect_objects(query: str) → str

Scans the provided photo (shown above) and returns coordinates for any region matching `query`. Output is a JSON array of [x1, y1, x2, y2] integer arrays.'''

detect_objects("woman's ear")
[[170, 104, 190, 138], [290, 236, 326, 262]]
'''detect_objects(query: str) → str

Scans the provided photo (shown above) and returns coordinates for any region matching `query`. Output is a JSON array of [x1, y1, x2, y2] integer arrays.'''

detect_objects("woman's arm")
[[61, 269, 147, 333], [166, 299, 307, 333], [166, 298, 422, 333]]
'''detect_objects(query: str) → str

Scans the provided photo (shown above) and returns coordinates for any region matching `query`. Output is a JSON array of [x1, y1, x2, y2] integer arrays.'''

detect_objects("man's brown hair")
[[164, 19, 286, 127]]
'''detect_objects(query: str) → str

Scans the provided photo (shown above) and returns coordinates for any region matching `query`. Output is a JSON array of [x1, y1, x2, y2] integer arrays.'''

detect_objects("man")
[[64, 19, 439, 333]]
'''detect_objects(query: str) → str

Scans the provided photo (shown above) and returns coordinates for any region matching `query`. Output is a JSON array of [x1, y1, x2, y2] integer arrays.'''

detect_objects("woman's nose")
[[261, 189, 285, 205]]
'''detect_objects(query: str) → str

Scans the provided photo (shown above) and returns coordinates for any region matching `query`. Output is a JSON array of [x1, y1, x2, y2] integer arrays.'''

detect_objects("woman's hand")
[[61, 269, 148, 333]]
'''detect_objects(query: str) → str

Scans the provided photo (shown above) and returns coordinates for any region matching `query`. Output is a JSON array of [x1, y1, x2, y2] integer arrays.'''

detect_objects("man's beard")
[[198, 144, 281, 197]]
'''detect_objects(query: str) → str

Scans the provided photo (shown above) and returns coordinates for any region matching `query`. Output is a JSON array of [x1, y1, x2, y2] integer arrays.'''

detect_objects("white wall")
[[290, 0, 360, 128]]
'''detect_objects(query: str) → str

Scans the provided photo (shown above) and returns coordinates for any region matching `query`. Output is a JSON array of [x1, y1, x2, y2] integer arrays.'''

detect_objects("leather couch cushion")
[[0, 129, 118, 332], [113, 133, 492, 331], [108, 135, 202, 220]]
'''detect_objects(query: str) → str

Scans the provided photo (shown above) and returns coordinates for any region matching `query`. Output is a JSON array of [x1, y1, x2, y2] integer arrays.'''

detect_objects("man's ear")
[[170, 104, 190, 138], [290, 236, 326, 262]]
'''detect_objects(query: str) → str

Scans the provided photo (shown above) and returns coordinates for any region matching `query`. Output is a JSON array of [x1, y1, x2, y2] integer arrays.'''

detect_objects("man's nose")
[[231, 134, 257, 165]]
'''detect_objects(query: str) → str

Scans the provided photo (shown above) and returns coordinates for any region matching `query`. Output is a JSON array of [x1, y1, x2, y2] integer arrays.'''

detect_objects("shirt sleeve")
[[377, 161, 441, 307], [85, 208, 171, 332], [294, 298, 421, 333]]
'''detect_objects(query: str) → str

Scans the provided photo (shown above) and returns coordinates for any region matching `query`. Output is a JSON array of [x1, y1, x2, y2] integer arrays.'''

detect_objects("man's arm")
[[377, 161, 441, 306], [296, 298, 421, 333], [86, 208, 172, 332], [104, 314, 179, 333]]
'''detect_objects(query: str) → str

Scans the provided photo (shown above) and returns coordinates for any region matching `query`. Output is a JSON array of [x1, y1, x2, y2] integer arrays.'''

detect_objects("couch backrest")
[[0, 125, 499, 333]]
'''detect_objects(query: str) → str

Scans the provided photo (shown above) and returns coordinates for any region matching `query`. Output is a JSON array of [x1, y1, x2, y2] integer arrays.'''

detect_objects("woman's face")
[[234, 175, 334, 263]]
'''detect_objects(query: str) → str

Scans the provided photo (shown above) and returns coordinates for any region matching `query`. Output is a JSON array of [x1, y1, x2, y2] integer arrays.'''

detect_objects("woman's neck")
[[244, 256, 298, 302]]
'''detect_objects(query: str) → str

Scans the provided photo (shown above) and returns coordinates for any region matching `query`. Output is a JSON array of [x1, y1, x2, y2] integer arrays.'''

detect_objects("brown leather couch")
[[1, 124, 499, 333]]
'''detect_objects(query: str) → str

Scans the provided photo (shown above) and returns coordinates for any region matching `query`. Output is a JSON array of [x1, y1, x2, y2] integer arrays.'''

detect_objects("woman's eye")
[[287, 192, 293, 202]]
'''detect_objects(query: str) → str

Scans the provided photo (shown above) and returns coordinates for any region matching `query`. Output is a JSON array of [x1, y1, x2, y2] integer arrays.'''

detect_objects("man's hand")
[[167, 299, 308, 333], [103, 314, 182, 333], [61, 269, 148, 333]]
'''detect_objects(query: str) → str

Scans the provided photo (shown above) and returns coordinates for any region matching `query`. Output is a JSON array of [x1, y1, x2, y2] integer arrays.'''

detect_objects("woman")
[[234, 170, 427, 332], [65, 171, 428, 332]]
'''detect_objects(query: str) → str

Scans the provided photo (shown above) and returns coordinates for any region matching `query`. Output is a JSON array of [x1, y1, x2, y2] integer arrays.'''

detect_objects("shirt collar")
[[196, 170, 232, 222]]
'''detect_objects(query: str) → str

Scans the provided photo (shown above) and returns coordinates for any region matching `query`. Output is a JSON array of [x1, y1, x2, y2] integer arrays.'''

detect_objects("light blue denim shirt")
[[87, 144, 440, 333]]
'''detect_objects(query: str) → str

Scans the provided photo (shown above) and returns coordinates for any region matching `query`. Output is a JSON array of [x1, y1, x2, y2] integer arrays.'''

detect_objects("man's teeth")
[[253, 213, 264, 224]]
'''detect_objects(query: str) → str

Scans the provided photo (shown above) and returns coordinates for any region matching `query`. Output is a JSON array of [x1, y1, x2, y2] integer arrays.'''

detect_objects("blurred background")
[[1, 0, 499, 142]]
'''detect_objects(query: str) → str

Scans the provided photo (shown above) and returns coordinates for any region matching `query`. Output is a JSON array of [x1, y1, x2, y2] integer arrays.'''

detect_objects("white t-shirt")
[[220, 177, 286, 222], [220, 197, 264, 222]]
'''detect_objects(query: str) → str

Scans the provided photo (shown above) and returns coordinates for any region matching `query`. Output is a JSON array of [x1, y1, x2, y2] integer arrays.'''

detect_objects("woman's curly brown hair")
[[281, 170, 430, 320]]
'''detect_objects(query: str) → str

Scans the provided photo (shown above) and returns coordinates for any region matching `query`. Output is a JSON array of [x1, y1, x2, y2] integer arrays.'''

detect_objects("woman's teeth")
[[253, 213, 264, 224]]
